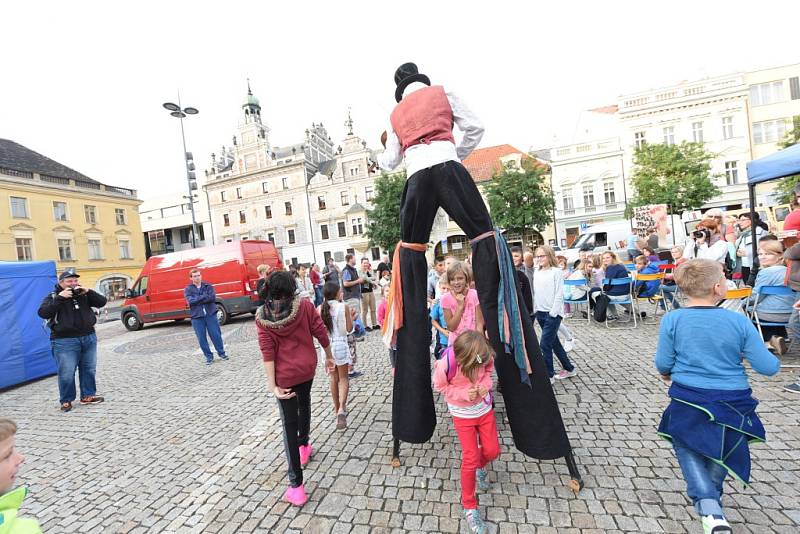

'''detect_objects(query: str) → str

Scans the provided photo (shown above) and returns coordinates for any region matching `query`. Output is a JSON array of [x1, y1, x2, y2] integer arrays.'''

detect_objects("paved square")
[[2, 313, 799, 533]]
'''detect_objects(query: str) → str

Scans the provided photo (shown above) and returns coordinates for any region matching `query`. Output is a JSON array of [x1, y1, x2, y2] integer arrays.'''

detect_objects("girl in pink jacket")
[[433, 331, 500, 534]]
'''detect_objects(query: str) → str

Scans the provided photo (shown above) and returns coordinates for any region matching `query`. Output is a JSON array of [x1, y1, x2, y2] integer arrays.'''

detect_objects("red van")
[[121, 240, 283, 331]]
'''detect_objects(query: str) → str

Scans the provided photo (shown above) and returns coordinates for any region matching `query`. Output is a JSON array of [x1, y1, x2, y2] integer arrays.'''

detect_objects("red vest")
[[390, 85, 455, 154]]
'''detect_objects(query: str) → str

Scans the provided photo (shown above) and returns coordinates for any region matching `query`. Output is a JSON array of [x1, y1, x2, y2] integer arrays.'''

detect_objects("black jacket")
[[37, 283, 107, 339], [515, 270, 533, 315]]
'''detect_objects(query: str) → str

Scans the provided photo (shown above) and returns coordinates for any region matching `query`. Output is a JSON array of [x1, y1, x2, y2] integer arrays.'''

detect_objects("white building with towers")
[[204, 84, 388, 266]]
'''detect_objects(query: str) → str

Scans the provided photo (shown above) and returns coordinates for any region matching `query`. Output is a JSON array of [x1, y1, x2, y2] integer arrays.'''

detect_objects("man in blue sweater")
[[185, 269, 227, 365], [655, 259, 779, 534]]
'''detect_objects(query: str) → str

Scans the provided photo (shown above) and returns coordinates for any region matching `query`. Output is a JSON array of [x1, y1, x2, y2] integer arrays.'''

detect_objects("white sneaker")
[[549, 376, 555, 385], [701, 514, 732, 534], [555, 367, 578, 380], [562, 337, 576, 352]]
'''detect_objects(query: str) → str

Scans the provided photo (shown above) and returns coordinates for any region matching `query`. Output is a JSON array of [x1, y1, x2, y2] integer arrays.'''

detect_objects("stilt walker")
[[378, 62, 583, 491]]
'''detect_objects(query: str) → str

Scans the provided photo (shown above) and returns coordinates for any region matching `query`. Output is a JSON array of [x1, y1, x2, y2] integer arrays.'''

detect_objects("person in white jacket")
[[532, 245, 577, 385], [682, 221, 728, 265]]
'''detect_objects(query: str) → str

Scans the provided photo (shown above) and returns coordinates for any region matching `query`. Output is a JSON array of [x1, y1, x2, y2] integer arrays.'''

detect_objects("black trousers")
[[276, 379, 313, 487], [393, 161, 571, 459]]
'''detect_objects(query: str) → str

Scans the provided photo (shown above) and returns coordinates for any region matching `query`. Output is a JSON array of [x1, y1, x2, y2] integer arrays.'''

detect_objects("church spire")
[[345, 107, 354, 135]]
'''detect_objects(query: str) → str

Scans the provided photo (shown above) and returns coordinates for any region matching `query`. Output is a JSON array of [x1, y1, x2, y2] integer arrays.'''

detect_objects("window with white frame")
[[663, 126, 675, 146], [287, 229, 296, 244], [365, 186, 374, 202], [223, 213, 230, 227], [351, 217, 363, 235], [115, 208, 126, 225], [603, 183, 616, 205], [239, 210, 246, 224], [692, 122, 704, 143], [341, 191, 349, 206], [119, 239, 132, 259], [318, 195, 326, 210], [724, 161, 739, 185], [753, 119, 789, 144], [282, 177, 289, 190], [15, 238, 33, 261], [634, 131, 646, 149], [220, 191, 227, 202], [57, 238, 73, 261], [750, 81, 785, 107], [264, 205, 272, 219], [722, 117, 734, 140], [268, 232, 275, 243], [88, 238, 103, 260], [262, 181, 269, 194], [84, 205, 98, 224], [53, 201, 68, 221], [285, 201, 292, 216], [562, 188, 574, 211], [582, 185, 595, 209], [236, 187, 242, 199], [10, 197, 28, 218], [337, 221, 347, 237], [321, 224, 329, 240]]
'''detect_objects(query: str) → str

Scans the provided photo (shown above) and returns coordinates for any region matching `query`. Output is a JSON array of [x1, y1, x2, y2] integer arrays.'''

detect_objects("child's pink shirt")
[[432, 357, 494, 408], [377, 299, 387, 327], [440, 288, 479, 345]]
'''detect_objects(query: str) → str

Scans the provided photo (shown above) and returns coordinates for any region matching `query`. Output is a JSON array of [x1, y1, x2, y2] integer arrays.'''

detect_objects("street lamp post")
[[163, 99, 200, 248], [305, 174, 318, 265]]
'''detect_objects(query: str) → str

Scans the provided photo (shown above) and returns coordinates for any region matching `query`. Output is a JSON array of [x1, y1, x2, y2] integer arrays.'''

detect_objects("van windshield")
[[569, 232, 607, 250]]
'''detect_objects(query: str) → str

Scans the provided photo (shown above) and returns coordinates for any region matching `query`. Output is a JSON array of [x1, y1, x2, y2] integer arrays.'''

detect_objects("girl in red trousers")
[[256, 270, 334, 507], [433, 330, 500, 534]]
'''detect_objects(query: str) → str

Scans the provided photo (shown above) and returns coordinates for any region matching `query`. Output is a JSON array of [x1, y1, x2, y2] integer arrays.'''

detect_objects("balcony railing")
[[556, 202, 626, 218]]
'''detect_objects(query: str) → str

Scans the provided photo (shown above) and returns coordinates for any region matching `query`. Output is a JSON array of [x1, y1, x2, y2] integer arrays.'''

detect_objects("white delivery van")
[[563, 221, 634, 265]]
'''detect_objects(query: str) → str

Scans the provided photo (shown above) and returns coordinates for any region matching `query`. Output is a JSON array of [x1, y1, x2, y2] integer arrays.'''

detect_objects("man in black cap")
[[37, 269, 107, 412], [378, 63, 580, 503]]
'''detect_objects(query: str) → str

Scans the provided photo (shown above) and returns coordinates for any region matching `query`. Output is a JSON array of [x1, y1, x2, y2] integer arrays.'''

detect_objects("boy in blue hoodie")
[[655, 259, 780, 534]]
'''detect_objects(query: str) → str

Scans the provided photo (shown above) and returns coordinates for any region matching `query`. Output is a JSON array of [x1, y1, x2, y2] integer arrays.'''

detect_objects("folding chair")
[[601, 277, 636, 329], [719, 287, 752, 317], [564, 279, 591, 324], [751, 285, 796, 338], [624, 263, 636, 272], [632, 272, 665, 324]]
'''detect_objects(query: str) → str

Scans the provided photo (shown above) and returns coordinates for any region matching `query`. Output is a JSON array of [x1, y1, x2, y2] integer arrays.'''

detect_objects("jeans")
[[662, 284, 680, 309], [314, 286, 323, 307], [453, 411, 500, 509], [191, 315, 226, 362], [535, 312, 574, 378], [673, 438, 728, 517], [786, 307, 800, 344], [276, 379, 313, 487], [627, 249, 640, 261], [51, 334, 98, 404]]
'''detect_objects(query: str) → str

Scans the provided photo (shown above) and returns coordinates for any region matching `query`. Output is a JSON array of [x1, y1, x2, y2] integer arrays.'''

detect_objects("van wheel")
[[123, 312, 143, 331], [216, 304, 229, 325]]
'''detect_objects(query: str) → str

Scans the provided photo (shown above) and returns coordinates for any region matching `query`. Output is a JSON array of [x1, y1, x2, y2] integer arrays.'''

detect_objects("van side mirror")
[[126, 289, 135, 298]]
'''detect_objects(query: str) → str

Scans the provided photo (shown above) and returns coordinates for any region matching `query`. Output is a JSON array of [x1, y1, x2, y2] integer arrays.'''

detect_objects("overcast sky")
[[2, 1, 798, 199]]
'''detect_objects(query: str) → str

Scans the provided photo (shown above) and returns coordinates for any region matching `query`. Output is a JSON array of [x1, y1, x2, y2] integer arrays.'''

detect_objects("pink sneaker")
[[283, 484, 308, 506], [299, 444, 313, 466]]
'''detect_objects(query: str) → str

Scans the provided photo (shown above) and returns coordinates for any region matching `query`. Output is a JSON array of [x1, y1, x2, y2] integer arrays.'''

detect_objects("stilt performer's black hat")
[[394, 62, 431, 103]]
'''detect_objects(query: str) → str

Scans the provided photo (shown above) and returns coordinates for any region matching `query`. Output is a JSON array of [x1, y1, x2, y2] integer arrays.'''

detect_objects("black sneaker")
[[784, 382, 800, 394], [219, 354, 229, 360], [348, 370, 363, 378]]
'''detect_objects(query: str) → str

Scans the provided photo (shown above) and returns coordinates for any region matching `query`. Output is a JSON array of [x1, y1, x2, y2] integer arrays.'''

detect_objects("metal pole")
[[177, 113, 199, 249], [305, 177, 317, 264]]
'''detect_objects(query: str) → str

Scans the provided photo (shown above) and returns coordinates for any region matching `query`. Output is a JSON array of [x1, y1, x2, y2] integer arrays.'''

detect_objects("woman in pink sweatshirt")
[[432, 330, 500, 534], [256, 270, 333, 507]]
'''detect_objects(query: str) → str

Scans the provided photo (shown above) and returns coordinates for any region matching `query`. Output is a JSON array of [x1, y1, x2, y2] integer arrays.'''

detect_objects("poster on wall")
[[633, 204, 670, 245]]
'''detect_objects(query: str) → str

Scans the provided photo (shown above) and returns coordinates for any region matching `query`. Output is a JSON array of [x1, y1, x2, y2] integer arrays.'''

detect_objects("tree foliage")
[[772, 119, 800, 204], [626, 141, 720, 216], [365, 171, 406, 252], [483, 160, 554, 235]]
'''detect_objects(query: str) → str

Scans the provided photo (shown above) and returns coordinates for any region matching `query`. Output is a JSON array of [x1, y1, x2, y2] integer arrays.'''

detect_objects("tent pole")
[[748, 184, 758, 285]]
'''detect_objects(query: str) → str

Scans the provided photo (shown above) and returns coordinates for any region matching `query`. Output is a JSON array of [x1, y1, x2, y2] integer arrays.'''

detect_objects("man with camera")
[[37, 269, 107, 412]]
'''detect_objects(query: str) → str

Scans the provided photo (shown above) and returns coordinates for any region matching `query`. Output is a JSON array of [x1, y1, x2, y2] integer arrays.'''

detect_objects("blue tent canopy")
[[747, 142, 800, 185], [0, 261, 58, 389]]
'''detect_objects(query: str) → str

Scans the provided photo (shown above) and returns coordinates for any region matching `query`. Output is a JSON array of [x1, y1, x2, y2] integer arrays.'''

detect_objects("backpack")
[[442, 345, 457, 382], [593, 294, 609, 322]]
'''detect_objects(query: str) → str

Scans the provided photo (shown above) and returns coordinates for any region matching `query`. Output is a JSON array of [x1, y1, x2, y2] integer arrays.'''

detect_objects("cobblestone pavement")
[[2, 312, 799, 534]]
